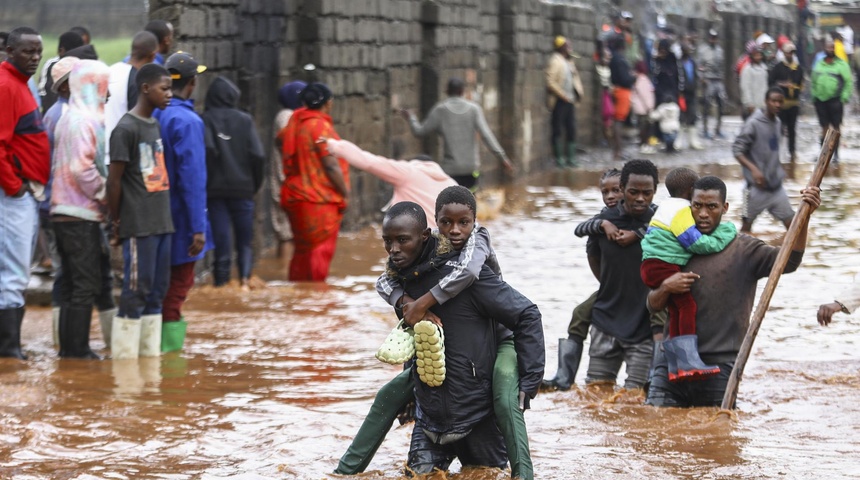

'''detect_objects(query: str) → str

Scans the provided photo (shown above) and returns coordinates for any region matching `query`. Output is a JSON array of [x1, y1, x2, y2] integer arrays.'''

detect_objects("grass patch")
[[36, 35, 130, 80]]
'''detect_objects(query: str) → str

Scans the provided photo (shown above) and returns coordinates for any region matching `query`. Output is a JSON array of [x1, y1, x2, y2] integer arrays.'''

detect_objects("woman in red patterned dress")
[[279, 83, 350, 281]]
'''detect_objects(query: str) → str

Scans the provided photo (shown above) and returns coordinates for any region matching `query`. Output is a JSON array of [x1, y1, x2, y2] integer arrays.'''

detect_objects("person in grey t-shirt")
[[400, 78, 514, 190]]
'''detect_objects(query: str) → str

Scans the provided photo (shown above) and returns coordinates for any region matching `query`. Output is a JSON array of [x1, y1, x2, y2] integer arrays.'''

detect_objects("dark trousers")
[[815, 98, 844, 157], [53, 223, 115, 310], [551, 99, 576, 145], [209, 197, 255, 285], [641, 259, 697, 338], [779, 106, 800, 155], [407, 415, 508, 475], [646, 361, 735, 408], [54, 221, 111, 309], [163, 261, 196, 321], [120, 234, 171, 319], [681, 91, 697, 126]]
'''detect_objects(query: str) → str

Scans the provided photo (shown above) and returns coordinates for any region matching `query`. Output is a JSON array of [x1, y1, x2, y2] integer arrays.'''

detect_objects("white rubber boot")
[[111, 316, 141, 360], [139, 314, 162, 357], [98, 307, 117, 348], [688, 126, 704, 150], [52, 307, 60, 347]]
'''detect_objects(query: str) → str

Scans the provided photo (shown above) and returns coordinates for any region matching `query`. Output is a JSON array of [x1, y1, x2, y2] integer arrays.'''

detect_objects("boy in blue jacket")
[[153, 52, 213, 353]]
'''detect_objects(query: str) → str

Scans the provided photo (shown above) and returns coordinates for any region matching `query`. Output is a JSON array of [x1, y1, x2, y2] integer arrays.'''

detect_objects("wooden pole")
[[720, 128, 839, 410]]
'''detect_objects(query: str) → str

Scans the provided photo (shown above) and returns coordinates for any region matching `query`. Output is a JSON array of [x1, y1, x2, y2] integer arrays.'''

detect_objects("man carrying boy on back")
[[153, 52, 211, 353], [107, 63, 174, 360], [380, 200, 543, 477]]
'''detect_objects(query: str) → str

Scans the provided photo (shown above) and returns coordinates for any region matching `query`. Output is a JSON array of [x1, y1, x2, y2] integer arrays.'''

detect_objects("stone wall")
[[149, 0, 795, 238]]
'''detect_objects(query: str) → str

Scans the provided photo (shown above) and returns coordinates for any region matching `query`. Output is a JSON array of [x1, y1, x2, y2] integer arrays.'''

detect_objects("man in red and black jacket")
[[0, 26, 50, 359]]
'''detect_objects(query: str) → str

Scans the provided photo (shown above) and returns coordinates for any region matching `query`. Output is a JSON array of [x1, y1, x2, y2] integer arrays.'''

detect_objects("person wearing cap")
[[105, 31, 159, 165], [739, 45, 768, 121], [270, 80, 307, 256], [812, 36, 853, 162], [697, 28, 726, 139], [38, 30, 84, 112], [769, 41, 804, 166], [279, 82, 350, 281], [50, 59, 113, 359], [41, 55, 78, 343], [755, 33, 776, 66], [152, 52, 213, 352], [545, 35, 584, 168], [401, 78, 514, 189]]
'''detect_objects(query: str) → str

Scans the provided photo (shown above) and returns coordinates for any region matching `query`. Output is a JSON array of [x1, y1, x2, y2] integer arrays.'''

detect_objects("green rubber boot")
[[553, 140, 566, 168], [566, 142, 578, 167], [161, 319, 187, 353]]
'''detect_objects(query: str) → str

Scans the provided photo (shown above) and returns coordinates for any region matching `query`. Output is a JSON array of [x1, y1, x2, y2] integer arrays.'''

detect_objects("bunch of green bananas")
[[414, 320, 446, 387]]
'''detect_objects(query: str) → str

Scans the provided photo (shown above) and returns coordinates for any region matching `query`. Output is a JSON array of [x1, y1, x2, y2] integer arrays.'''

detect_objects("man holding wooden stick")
[[644, 175, 820, 408]]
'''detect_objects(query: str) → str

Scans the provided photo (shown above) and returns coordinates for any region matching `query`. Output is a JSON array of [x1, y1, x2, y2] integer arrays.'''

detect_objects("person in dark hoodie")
[[39, 30, 84, 112], [202, 76, 265, 289], [379, 201, 544, 477]]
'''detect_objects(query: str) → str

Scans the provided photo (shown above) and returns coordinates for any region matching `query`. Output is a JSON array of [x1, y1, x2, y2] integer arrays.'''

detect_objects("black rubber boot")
[[540, 338, 583, 391], [671, 335, 719, 381], [59, 305, 101, 360], [0, 307, 27, 359], [662, 337, 679, 381]]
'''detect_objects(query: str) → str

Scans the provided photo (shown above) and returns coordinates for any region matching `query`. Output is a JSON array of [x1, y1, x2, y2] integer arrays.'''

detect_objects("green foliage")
[[36, 35, 130, 80]]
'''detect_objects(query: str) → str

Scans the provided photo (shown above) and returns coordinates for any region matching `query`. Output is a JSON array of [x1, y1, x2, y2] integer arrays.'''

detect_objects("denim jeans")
[[208, 198, 254, 285], [120, 234, 171, 319], [0, 191, 38, 309]]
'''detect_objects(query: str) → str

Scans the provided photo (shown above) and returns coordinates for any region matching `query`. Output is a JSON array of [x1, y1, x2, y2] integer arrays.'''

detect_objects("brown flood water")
[[3, 161, 860, 479]]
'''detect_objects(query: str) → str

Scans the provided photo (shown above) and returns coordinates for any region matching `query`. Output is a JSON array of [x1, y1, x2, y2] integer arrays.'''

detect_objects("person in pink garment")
[[325, 138, 457, 227]]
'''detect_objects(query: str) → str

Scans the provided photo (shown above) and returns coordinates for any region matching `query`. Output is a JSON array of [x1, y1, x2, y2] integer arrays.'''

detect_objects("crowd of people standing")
[[574, 10, 855, 167]]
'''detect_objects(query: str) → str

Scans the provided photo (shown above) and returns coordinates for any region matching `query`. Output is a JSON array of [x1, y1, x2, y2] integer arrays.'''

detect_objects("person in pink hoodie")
[[50, 59, 112, 359], [630, 60, 656, 154], [325, 138, 457, 227]]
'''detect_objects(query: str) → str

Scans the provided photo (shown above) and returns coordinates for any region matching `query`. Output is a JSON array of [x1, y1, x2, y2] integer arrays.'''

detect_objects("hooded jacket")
[[391, 235, 545, 437], [327, 138, 456, 227], [732, 108, 784, 191], [50, 60, 110, 222], [202, 76, 265, 199]]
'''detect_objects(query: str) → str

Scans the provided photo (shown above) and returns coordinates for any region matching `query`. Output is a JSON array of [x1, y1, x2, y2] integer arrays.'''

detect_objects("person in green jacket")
[[811, 37, 853, 161]]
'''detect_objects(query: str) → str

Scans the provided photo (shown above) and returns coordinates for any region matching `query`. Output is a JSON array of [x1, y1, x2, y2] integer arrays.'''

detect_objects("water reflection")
[[1, 159, 859, 478]]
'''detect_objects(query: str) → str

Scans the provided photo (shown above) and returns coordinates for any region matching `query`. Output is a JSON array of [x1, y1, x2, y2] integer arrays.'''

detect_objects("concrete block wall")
[[151, 0, 799, 236]]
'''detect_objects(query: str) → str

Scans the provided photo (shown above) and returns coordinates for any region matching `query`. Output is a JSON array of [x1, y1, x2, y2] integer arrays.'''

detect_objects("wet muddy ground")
[[5, 116, 860, 479]]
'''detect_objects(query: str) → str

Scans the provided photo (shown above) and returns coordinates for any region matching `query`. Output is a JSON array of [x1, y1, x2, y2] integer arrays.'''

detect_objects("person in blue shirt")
[[153, 52, 212, 353], [123, 20, 173, 66]]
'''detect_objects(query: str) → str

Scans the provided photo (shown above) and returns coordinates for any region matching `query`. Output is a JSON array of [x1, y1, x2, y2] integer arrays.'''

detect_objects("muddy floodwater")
[[4, 136, 860, 478]]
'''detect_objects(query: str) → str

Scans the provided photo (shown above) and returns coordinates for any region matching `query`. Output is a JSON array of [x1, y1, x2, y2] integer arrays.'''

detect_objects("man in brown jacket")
[[546, 36, 584, 168]]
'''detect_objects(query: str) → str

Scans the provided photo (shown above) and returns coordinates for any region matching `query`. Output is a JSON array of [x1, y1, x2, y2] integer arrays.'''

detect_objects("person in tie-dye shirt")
[[50, 59, 112, 359]]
